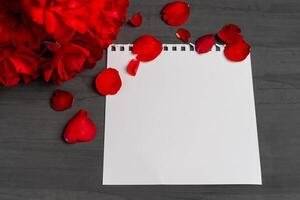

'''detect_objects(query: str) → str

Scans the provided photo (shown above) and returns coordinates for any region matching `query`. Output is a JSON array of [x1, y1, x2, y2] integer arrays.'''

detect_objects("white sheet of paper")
[[103, 44, 261, 185]]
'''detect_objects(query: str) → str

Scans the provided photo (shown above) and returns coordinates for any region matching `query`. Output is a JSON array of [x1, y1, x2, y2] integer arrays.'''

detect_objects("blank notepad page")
[[103, 44, 261, 185]]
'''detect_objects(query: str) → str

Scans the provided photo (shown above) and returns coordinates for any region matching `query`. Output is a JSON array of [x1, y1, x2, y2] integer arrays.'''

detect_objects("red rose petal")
[[224, 40, 250, 62], [217, 24, 243, 44], [127, 59, 140, 76], [132, 35, 163, 62], [95, 68, 122, 96], [128, 12, 143, 27], [195, 34, 216, 54], [161, 1, 190, 26], [63, 109, 96, 144], [50, 89, 74, 111], [176, 28, 190, 43]]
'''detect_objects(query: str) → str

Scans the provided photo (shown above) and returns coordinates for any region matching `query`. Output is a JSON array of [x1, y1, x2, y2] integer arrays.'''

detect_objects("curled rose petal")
[[224, 40, 250, 62], [195, 34, 216, 54], [64, 109, 96, 144], [176, 28, 190, 43], [161, 1, 190, 26], [50, 89, 74, 111], [95, 68, 122, 96], [217, 24, 243, 44], [127, 59, 140, 76], [132, 35, 163, 62], [128, 12, 143, 27]]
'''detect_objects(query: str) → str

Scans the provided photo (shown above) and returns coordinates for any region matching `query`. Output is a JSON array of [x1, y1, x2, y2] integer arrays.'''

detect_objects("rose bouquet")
[[0, 0, 128, 87]]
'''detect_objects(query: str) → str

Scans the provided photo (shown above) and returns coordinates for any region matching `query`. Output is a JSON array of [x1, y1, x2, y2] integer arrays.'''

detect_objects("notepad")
[[103, 44, 261, 185]]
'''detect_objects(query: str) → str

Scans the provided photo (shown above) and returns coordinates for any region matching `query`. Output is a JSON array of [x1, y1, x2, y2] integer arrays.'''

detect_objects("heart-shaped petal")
[[132, 35, 163, 62], [195, 34, 216, 54], [64, 109, 96, 144], [95, 68, 122, 96], [161, 1, 190, 26], [50, 89, 74, 111]]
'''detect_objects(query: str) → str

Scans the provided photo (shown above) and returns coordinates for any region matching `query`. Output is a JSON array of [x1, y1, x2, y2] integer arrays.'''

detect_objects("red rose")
[[21, 0, 92, 43], [0, 9, 45, 50], [42, 42, 90, 85], [0, 47, 39, 87], [71, 32, 104, 68], [0, 0, 23, 13], [0, 10, 16, 47], [22, 0, 129, 46], [89, 0, 129, 48], [0, 0, 129, 88]]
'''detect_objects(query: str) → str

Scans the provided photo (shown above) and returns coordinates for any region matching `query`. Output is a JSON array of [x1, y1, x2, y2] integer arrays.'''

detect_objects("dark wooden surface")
[[1, 0, 300, 199]]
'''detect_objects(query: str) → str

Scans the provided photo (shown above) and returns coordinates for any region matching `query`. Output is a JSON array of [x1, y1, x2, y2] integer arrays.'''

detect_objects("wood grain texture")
[[0, 0, 300, 199]]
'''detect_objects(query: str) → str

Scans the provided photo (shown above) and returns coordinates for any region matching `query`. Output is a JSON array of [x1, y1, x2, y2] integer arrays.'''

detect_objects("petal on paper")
[[128, 12, 143, 27], [176, 28, 190, 43], [161, 1, 190, 26], [217, 24, 243, 44], [63, 109, 97, 144], [95, 68, 122, 96], [224, 40, 250, 62], [132, 35, 163, 62], [127, 59, 140, 76], [195, 34, 216, 54], [50, 89, 74, 111]]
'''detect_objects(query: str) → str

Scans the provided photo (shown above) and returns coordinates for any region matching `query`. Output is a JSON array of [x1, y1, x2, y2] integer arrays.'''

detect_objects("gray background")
[[0, 0, 300, 199]]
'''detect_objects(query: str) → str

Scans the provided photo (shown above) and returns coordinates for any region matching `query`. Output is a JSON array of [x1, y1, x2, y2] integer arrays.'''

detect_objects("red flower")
[[88, 0, 129, 48], [21, 0, 91, 43], [42, 42, 90, 85], [0, 9, 44, 50], [195, 34, 216, 54], [0, 0, 129, 88], [95, 68, 122, 96], [0, 10, 17, 47], [176, 28, 191, 43], [22, 0, 129, 45], [0, 47, 39, 87], [63, 109, 96, 144], [217, 24, 243, 44], [0, 0, 23, 13], [50, 89, 74, 111], [71, 32, 104, 68], [128, 12, 143, 27], [161, 1, 190, 26], [224, 40, 250, 62], [127, 59, 140, 76], [132, 35, 163, 62]]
